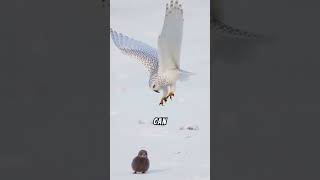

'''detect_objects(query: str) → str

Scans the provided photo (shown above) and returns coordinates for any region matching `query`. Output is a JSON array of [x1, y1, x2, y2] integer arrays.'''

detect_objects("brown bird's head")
[[138, 150, 148, 158]]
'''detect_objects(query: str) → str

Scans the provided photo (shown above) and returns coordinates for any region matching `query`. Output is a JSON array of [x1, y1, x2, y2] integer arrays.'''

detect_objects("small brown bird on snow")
[[131, 150, 150, 174]]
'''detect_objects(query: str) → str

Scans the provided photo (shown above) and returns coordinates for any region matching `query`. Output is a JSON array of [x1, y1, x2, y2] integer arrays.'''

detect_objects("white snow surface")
[[110, 0, 210, 179]]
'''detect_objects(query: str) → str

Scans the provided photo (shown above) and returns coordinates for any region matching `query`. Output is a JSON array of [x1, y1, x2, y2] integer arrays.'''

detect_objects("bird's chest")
[[159, 75, 176, 86], [133, 158, 149, 171], [158, 72, 178, 86]]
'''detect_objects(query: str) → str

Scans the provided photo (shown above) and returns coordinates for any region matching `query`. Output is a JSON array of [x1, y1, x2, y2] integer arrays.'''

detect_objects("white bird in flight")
[[111, 0, 193, 106]]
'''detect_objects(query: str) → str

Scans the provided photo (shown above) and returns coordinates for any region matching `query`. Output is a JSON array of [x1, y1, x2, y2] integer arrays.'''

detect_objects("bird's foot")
[[142, 171, 145, 174], [159, 97, 168, 106], [166, 92, 175, 100], [133, 171, 137, 174]]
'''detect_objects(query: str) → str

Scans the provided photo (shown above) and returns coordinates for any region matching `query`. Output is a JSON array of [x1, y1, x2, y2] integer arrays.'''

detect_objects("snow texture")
[[179, 124, 200, 131], [110, 0, 210, 179]]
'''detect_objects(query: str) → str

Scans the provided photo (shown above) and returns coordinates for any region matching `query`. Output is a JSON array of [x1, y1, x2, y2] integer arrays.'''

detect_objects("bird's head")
[[149, 78, 161, 93], [138, 150, 148, 158], [150, 83, 160, 93]]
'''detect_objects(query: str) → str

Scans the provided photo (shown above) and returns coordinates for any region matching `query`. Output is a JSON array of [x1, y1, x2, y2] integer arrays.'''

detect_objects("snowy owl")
[[111, 0, 193, 106]]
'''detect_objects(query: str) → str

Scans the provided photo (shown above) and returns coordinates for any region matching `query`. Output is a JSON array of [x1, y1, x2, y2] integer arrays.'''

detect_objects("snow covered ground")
[[110, 0, 210, 179]]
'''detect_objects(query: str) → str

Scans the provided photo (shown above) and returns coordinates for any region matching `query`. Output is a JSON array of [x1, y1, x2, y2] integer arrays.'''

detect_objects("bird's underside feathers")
[[110, 29, 159, 74], [158, 0, 184, 74]]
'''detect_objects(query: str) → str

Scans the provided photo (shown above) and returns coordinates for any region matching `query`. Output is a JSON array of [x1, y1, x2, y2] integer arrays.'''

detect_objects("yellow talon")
[[159, 97, 167, 106], [166, 92, 175, 100]]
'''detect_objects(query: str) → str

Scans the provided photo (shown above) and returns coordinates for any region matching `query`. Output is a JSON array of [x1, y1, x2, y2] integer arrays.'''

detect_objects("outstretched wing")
[[158, 0, 183, 74], [110, 29, 159, 73]]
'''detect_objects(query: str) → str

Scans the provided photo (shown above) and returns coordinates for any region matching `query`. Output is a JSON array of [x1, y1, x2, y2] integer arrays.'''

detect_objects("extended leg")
[[166, 83, 176, 100], [159, 86, 169, 106]]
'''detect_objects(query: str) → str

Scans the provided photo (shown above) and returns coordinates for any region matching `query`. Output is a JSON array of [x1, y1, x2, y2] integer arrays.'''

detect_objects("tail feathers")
[[178, 69, 195, 81]]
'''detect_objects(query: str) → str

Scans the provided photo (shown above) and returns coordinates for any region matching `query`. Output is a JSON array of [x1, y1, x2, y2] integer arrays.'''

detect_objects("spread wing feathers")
[[158, 0, 183, 74], [110, 29, 159, 73]]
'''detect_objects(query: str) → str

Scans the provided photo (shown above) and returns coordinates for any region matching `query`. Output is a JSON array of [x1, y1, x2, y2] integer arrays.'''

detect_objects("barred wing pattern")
[[110, 29, 159, 73]]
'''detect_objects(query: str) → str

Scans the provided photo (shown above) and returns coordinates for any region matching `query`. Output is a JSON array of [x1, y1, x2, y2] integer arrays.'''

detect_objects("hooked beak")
[[154, 90, 160, 93]]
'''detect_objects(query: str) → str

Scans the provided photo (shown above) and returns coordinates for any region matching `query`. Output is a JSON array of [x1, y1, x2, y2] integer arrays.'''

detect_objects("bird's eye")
[[153, 85, 155, 88]]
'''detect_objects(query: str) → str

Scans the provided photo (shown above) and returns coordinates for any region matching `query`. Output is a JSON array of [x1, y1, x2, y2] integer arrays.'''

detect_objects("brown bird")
[[131, 150, 150, 174]]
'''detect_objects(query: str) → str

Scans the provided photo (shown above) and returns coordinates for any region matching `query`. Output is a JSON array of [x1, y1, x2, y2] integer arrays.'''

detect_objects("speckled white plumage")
[[110, 0, 193, 105]]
